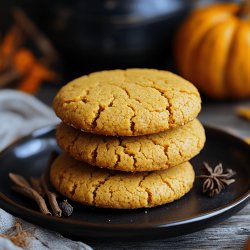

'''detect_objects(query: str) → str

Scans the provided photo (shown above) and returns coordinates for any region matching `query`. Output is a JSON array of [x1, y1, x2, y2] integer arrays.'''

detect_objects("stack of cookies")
[[51, 69, 205, 209]]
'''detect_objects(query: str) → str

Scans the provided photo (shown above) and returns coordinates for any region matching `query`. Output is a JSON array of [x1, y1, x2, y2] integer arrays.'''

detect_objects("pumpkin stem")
[[238, 0, 250, 18]]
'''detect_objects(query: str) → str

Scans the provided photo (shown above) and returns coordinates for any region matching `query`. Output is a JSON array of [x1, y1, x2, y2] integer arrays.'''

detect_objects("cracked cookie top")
[[50, 154, 195, 209], [53, 69, 201, 136], [56, 119, 205, 172]]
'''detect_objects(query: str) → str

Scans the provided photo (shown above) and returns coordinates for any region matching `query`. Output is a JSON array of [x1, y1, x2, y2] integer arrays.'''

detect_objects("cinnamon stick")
[[9, 173, 51, 215], [11, 186, 51, 215], [41, 151, 62, 217], [9, 173, 31, 188], [30, 177, 45, 197], [41, 174, 62, 217]]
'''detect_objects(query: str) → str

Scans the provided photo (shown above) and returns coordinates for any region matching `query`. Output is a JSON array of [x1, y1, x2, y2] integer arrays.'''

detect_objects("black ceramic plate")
[[0, 126, 249, 240]]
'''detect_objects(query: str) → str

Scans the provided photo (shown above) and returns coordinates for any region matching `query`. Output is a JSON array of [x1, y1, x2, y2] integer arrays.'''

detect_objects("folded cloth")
[[0, 90, 92, 250], [0, 89, 59, 151]]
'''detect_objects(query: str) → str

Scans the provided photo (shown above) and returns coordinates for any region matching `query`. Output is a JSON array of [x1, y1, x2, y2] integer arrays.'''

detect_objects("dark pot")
[[10, 0, 197, 76]]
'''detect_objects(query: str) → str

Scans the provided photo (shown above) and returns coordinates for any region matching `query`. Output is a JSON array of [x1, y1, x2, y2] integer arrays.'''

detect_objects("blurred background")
[[0, 0, 249, 139], [1, 0, 203, 80], [0, 0, 240, 92]]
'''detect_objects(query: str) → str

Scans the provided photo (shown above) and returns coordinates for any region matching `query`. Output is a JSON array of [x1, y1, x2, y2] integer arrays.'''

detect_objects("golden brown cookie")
[[56, 119, 205, 172], [50, 154, 195, 209], [53, 69, 201, 136]]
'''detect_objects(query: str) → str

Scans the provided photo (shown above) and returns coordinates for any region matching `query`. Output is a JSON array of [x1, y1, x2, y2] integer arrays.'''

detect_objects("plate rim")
[[0, 125, 249, 231]]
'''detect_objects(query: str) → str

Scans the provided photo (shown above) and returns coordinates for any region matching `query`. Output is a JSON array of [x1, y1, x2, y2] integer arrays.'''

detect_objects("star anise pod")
[[196, 162, 236, 197]]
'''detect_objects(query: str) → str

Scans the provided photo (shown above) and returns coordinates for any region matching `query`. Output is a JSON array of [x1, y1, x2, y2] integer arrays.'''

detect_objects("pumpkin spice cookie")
[[53, 69, 201, 136], [50, 154, 195, 209], [56, 119, 205, 172]]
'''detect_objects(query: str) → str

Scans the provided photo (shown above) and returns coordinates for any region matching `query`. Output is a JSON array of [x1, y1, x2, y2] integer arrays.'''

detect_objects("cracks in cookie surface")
[[70, 130, 81, 150], [178, 148, 184, 158], [53, 154, 194, 208], [158, 174, 175, 194], [149, 85, 173, 124], [130, 78, 176, 125], [127, 104, 136, 134], [91, 105, 105, 128], [70, 183, 77, 197], [112, 137, 122, 169], [113, 153, 121, 169], [57, 119, 204, 172], [105, 83, 130, 99], [138, 172, 150, 188], [106, 82, 162, 112], [130, 121, 136, 134], [92, 174, 113, 205], [131, 78, 199, 126], [138, 172, 152, 206], [145, 188, 153, 207], [108, 96, 115, 107], [55, 69, 200, 136], [123, 147, 137, 170], [149, 137, 170, 161], [91, 145, 99, 165], [81, 90, 90, 104]]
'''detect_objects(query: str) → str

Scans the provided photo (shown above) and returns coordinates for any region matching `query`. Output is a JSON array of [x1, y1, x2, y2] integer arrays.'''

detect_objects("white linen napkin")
[[0, 89, 92, 250]]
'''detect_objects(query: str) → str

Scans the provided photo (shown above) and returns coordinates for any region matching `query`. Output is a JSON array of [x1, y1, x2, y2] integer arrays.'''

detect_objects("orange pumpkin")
[[174, 1, 250, 99]]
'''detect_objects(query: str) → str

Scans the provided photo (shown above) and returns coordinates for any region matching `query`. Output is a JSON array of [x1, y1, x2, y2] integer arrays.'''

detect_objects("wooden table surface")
[[37, 86, 250, 250]]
